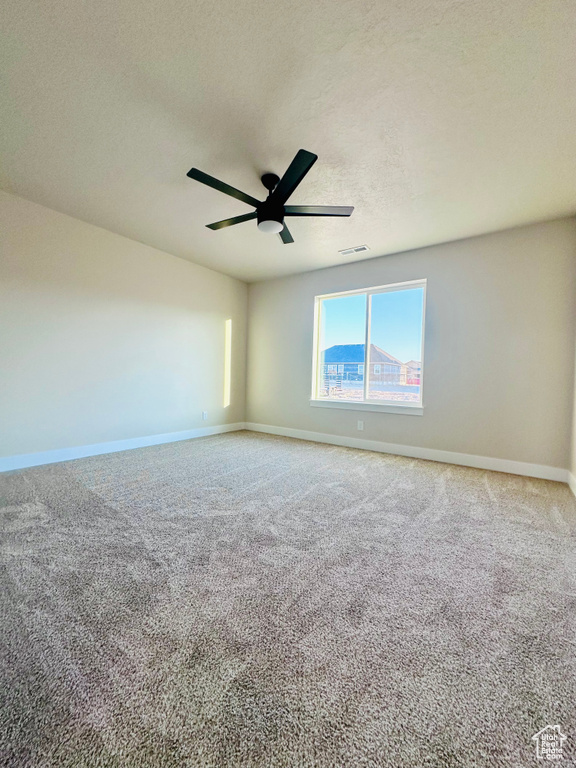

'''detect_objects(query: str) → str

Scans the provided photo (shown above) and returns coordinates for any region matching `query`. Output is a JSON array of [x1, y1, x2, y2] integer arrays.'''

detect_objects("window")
[[311, 279, 426, 413]]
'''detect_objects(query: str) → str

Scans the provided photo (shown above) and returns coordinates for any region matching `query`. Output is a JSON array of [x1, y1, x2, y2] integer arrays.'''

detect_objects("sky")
[[320, 287, 423, 363]]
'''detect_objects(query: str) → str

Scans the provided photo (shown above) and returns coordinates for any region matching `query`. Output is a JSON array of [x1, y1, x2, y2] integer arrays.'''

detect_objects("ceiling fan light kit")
[[257, 218, 283, 234], [187, 150, 354, 244]]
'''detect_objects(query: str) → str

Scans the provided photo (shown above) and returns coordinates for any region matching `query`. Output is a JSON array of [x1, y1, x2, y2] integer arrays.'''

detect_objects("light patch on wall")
[[224, 319, 232, 408]]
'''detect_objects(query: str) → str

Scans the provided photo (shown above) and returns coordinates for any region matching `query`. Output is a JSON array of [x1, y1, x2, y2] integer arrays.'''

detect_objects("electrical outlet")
[[357, 420, 364, 431], [202, 411, 208, 421]]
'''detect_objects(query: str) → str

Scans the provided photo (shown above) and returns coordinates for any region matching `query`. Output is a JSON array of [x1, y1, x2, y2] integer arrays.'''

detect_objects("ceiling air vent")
[[338, 244, 370, 256]]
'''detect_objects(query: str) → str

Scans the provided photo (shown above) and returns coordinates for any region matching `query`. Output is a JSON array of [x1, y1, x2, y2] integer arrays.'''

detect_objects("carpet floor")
[[1, 431, 575, 767]]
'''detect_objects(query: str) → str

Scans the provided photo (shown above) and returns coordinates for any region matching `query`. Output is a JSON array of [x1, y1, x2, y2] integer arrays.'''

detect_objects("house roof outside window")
[[322, 344, 412, 367]]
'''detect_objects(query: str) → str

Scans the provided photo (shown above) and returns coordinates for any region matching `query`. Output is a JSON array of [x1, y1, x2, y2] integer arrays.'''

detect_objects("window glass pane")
[[367, 287, 424, 404], [318, 294, 366, 400]]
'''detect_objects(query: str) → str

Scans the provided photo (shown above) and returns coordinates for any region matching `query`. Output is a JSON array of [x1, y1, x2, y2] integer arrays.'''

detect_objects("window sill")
[[309, 399, 424, 416]]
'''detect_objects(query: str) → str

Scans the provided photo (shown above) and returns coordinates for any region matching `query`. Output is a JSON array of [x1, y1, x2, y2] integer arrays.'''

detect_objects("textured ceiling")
[[1, 0, 575, 282]]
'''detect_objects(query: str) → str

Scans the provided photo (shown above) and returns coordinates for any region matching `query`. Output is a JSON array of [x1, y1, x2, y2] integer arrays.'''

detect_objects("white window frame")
[[310, 278, 426, 415]]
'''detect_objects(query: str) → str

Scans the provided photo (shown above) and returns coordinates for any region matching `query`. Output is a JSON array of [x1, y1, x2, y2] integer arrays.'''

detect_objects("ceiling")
[[1, 0, 575, 282]]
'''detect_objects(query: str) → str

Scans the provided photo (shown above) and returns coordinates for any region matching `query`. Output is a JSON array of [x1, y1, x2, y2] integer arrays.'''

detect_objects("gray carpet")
[[1, 431, 575, 767]]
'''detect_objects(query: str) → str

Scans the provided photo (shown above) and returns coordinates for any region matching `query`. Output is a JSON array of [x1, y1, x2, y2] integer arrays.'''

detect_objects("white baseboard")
[[0, 422, 246, 472], [2, 421, 571, 488], [245, 422, 570, 484]]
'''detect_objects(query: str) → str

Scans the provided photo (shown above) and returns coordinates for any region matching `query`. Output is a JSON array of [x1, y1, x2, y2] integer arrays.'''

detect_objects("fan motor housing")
[[257, 200, 284, 229]]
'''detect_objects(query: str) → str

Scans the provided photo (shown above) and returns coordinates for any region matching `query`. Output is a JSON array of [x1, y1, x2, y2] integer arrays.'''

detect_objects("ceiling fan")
[[186, 149, 354, 244]]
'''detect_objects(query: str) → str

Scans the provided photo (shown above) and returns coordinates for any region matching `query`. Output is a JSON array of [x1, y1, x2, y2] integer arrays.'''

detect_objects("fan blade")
[[206, 211, 258, 230], [285, 205, 354, 217], [271, 150, 318, 204], [187, 168, 261, 208], [278, 224, 294, 244]]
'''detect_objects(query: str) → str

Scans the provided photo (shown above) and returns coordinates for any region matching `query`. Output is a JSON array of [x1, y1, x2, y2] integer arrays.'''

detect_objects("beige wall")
[[2, 190, 575, 472], [0, 191, 247, 457], [572, 338, 576, 480], [247, 219, 576, 469]]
